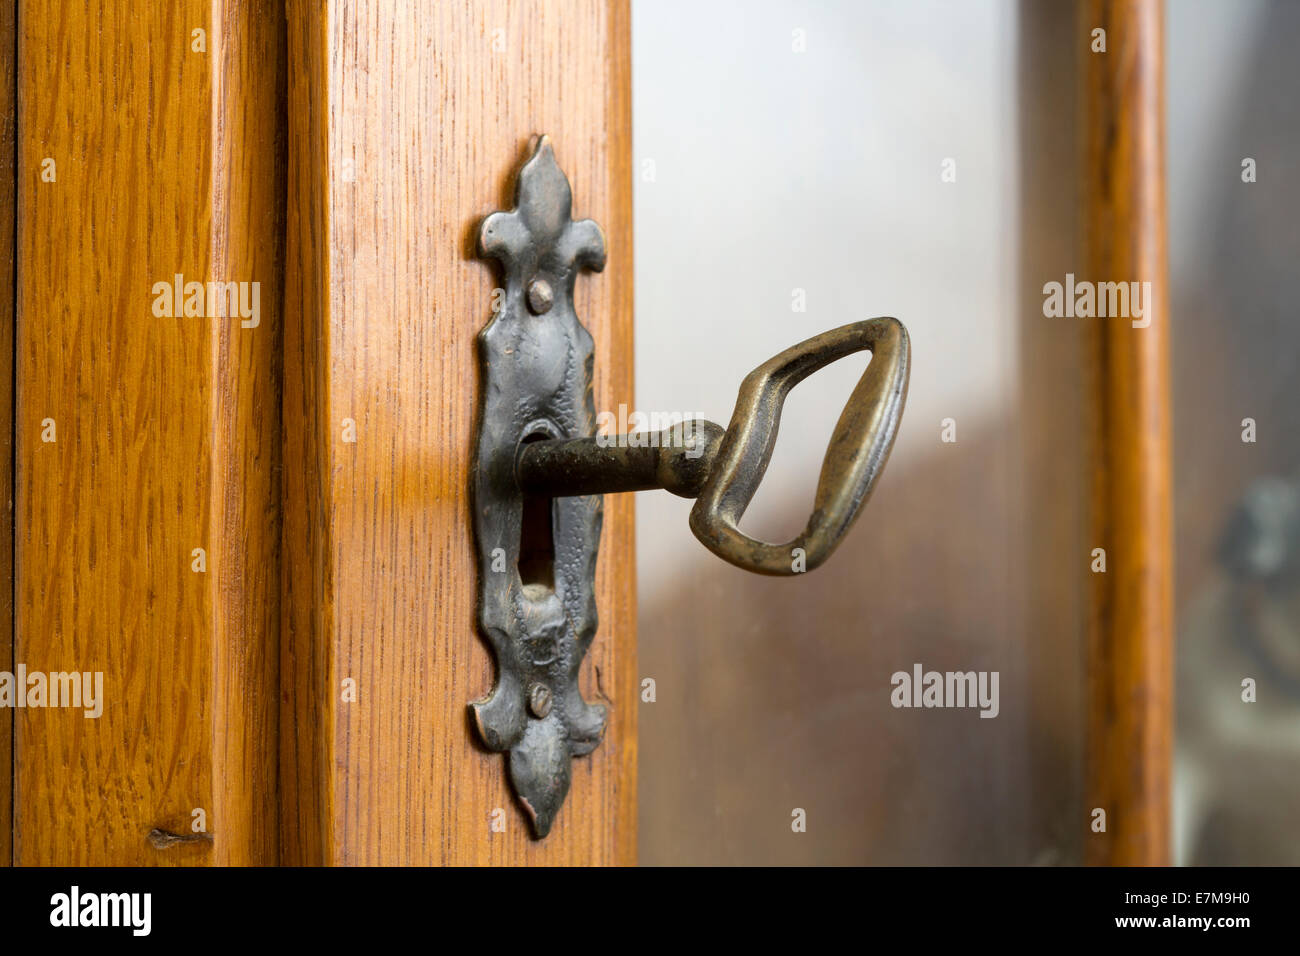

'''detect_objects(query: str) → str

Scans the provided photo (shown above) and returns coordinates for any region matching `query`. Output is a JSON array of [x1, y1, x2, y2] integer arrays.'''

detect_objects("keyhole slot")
[[517, 431, 557, 590]]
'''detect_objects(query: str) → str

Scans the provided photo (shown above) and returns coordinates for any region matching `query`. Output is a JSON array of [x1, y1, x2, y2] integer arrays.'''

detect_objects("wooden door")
[[5, 0, 635, 866], [280, 0, 636, 865]]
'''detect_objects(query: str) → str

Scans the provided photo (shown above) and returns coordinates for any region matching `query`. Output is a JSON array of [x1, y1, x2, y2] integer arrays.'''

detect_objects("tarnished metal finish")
[[516, 320, 910, 576], [690, 318, 910, 575], [517, 420, 725, 499], [471, 136, 608, 838]]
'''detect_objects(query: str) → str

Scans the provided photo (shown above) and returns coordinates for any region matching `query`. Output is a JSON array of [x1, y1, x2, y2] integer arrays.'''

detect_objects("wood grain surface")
[[0, 0, 14, 869], [1081, 0, 1173, 866], [15, 0, 283, 864], [282, 0, 636, 864]]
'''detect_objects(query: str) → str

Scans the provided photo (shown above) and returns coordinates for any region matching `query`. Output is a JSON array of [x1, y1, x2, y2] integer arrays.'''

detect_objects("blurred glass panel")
[[632, 0, 1073, 864], [1168, 0, 1300, 866], [631, 0, 1297, 868]]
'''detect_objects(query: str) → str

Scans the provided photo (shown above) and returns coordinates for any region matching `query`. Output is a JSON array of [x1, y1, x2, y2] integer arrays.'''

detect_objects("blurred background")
[[631, 0, 1300, 864]]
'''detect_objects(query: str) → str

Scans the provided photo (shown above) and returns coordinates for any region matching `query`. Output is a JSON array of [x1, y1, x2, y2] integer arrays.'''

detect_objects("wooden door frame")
[[1081, 0, 1173, 867]]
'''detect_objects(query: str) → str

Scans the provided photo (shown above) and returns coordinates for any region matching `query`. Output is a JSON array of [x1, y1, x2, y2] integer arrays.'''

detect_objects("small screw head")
[[528, 682, 553, 719], [527, 278, 554, 315]]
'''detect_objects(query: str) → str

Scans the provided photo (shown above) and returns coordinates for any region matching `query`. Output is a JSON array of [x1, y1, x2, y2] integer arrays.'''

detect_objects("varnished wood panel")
[[15, 0, 283, 864], [282, 0, 636, 864], [1081, 0, 1173, 866], [0, 0, 15, 869]]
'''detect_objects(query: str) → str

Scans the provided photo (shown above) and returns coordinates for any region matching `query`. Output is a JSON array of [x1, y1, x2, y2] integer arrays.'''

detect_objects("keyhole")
[[517, 432, 556, 590]]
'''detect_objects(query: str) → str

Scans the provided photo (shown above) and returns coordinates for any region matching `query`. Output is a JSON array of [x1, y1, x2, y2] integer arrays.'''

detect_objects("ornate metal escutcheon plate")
[[471, 136, 608, 838]]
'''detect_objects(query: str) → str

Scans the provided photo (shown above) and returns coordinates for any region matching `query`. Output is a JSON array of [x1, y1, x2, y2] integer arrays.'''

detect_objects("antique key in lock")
[[515, 317, 909, 575], [471, 136, 910, 836]]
